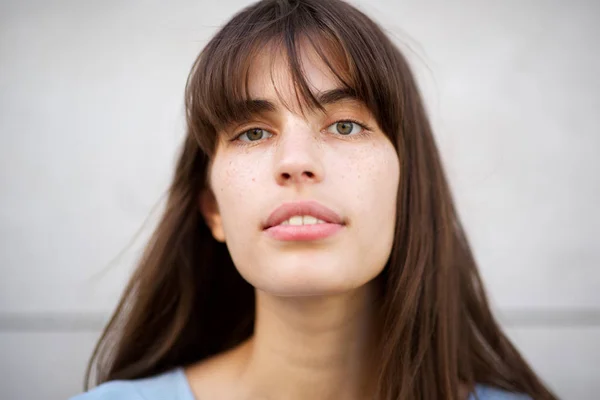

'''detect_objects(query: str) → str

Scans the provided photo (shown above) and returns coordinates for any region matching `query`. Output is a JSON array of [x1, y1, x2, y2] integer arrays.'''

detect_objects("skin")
[[189, 42, 400, 400]]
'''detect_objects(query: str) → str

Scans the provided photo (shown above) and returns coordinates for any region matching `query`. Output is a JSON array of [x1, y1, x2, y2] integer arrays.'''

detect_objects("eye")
[[326, 120, 364, 136], [237, 128, 273, 142]]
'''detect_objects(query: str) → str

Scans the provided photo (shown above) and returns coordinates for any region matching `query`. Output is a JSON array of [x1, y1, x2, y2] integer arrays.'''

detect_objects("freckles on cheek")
[[214, 157, 260, 201], [338, 149, 368, 206], [353, 143, 399, 201]]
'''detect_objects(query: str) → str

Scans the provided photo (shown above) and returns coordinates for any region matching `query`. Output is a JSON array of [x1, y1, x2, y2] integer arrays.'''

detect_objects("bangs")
[[185, 0, 407, 155]]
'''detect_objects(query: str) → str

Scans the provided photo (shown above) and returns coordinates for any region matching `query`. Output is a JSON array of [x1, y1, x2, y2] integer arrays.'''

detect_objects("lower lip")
[[264, 223, 344, 241]]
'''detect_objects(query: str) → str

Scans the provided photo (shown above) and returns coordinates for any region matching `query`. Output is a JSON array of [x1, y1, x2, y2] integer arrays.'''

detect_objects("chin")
[[239, 258, 377, 297]]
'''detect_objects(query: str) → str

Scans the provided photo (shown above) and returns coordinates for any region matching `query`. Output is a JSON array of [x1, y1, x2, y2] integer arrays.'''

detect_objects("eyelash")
[[231, 118, 373, 145]]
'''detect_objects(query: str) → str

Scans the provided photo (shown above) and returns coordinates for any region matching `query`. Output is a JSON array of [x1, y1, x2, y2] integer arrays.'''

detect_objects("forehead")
[[246, 41, 349, 109]]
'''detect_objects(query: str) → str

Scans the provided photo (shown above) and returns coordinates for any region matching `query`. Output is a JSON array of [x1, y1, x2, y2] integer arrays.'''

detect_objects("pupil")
[[337, 122, 352, 135], [248, 129, 263, 140]]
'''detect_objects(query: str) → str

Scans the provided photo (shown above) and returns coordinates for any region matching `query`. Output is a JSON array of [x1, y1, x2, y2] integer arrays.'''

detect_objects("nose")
[[273, 121, 324, 186]]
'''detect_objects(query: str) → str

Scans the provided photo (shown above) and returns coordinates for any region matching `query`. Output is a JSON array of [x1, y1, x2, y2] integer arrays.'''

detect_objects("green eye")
[[327, 120, 363, 135], [238, 128, 272, 142]]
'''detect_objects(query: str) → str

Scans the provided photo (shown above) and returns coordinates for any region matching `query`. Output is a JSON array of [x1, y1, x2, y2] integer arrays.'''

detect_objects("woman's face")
[[202, 44, 400, 296]]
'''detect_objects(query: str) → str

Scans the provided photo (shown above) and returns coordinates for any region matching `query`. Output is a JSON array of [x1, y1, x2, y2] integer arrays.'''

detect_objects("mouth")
[[263, 200, 346, 241]]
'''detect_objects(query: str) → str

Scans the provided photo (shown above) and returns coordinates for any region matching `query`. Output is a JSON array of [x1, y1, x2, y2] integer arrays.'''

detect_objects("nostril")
[[278, 170, 318, 182]]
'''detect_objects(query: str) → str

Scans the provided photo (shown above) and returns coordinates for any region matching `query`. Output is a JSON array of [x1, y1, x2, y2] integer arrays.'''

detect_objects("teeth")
[[289, 216, 303, 226], [303, 216, 317, 225], [279, 215, 326, 226]]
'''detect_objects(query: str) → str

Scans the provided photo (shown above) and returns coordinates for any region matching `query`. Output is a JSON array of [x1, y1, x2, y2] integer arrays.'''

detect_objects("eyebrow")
[[237, 87, 359, 116], [315, 87, 359, 105]]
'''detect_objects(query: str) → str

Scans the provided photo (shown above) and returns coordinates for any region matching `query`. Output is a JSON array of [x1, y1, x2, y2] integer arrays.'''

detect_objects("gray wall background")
[[1, 0, 598, 399]]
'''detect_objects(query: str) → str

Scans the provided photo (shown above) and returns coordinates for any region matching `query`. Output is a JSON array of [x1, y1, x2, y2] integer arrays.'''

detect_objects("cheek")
[[347, 141, 400, 214], [348, 141, 399, 261], [210, 153, 266, 231], [212, 148, 255, 192], [350, 142, 400, 274]]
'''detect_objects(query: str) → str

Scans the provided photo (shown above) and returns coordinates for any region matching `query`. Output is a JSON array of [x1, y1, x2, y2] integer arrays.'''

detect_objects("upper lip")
[[263, 200, 345, 229]]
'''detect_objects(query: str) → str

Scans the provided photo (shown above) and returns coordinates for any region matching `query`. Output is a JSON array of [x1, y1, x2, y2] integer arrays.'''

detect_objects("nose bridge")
[[274, 117, 323, 184]]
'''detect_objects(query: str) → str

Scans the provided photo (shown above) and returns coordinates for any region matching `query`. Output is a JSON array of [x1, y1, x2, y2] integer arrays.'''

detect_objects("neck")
[[239, 283, 378, 400]]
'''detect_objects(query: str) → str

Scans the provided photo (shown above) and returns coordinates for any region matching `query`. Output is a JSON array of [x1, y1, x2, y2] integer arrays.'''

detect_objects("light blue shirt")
[[69, 367, 532, 400]]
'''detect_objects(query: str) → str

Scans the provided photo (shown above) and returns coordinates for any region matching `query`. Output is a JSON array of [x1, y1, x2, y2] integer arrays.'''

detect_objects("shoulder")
[[68, 380, 143, 400], [68, 368, 194, 400], [470, 384, 533, 400]]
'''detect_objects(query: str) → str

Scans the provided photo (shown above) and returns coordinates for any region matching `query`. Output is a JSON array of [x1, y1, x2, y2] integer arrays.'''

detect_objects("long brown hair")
[[86, 1, 557, 399]]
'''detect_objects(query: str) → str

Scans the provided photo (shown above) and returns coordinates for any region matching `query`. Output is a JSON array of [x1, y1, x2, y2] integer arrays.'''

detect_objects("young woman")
[[71, 0, 557, 399]]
